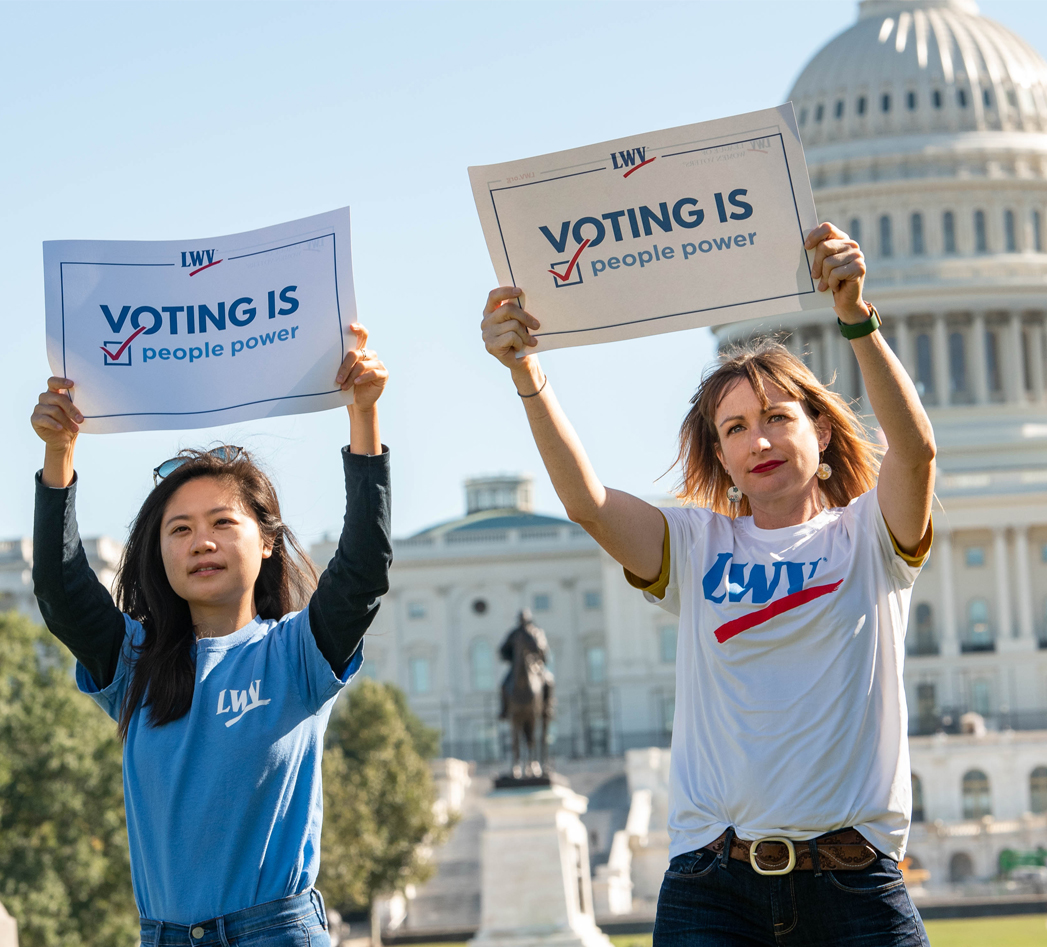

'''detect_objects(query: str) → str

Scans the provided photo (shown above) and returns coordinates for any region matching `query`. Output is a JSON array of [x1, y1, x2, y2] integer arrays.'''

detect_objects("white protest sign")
[[43, 208, 356, 434], [468, 104, 832, 352]]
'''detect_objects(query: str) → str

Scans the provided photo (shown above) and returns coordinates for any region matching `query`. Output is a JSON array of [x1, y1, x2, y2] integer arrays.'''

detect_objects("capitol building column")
[[994, 527, 1014, 645], [932, 314, 950, 407], [1005, 313, 1025, 404], [1014, 526, 1037, 651], [1028, 319, 1046, 403], [937, 528, 958, 657], [970, 313, 990, 406], [894, 316, 915, 382]]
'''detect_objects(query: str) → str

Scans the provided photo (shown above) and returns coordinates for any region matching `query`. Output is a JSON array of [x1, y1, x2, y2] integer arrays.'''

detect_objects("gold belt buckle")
[[749, 837, 797, 876]]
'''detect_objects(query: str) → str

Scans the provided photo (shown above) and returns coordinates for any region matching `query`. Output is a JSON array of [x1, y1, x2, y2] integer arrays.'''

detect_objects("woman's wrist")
[[836, 299, 873, 325], [348, 403, 380, 455], [42, 445, 75, 488], [510, 358, 545, 397]]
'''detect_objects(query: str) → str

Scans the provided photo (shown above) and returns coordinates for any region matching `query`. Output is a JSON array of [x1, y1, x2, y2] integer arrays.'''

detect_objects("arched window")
[[962, 769, 992, 819], [857, 95, 867, 116], [949, 852, 974, 882], [849, 218, 862, 245], [912, 603, 937, 655], [911, 213, 925, 255], [958, 88, 968, 108], [835, 100, 844, 119], [965, 599, 993, 651], [915, 332, 933, 397], [974, 210, 988, 253], [983, 89, 992, 107], [1005, 209, 1017, 252], [949, 331, 967, 397], [912, 773, 926, 822], [943, 211, 957, 253], [815, 103, 824, 123], [882, 93, 891, 113], [880, 215, 894, 258], [1031, 767, 1047, 814], [409, 656, 431, 695], [907, 91, 917, 110], [470, 638, 494, 691], [933, 89, 943, 109]]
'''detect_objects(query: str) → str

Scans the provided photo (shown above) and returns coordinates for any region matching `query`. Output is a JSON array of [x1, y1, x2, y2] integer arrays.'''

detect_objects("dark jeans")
[[654, 846, 929, 947]]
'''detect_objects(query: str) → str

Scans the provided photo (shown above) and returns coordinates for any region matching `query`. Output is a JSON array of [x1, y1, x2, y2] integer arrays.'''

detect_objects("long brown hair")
[[677, 339, 881, 517], [114, 448, 317, 739]]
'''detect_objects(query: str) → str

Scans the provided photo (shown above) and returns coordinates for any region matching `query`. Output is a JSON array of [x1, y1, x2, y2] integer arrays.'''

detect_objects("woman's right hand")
[[32, 377, 82, 453], [481, 287, 541, 371]]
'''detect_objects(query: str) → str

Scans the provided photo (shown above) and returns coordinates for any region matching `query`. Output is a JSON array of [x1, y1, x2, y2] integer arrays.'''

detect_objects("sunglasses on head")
[[152, 446, 245, 486]]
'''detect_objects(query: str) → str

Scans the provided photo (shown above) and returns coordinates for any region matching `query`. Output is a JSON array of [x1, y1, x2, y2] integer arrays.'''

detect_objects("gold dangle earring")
[[816, 453, 832, 480], [727, 484, 743, 503]]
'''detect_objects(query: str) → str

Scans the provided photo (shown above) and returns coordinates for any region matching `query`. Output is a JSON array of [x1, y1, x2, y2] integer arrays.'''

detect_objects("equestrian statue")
[[498, 609, 555, 778]]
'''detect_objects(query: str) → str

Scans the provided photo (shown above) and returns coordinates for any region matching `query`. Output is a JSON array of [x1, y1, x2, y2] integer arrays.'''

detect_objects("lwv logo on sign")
[[216, 680, 271, 727], [181, 249, 217, 268]]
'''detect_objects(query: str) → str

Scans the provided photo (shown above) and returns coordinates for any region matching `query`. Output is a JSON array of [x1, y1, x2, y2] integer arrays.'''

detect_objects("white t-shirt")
[[644, 488, 924, 861]]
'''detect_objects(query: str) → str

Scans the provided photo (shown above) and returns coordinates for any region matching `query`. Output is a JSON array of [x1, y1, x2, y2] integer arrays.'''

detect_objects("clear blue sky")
[[3, 1, 1044, 544]]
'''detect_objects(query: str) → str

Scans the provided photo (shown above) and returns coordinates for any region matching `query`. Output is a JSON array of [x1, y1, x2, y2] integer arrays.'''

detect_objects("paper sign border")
[[486, 131, 816, 341], [58, 233, 347, 422]]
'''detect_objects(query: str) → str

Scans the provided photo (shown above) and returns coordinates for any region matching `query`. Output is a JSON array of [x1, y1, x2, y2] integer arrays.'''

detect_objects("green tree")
[[0, 611, 136, 947], [318, 678, 450, 915]]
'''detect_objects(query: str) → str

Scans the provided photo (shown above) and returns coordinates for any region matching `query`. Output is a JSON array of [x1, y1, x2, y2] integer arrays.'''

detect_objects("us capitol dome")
[[718, 0, 1047, 885]]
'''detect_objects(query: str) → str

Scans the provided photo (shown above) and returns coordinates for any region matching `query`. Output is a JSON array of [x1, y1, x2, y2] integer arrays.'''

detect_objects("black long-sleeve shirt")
[[32, 446, 392, 687]]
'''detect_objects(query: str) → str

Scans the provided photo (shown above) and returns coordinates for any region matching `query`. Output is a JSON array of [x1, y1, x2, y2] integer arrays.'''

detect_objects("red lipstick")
[[751, 460, 785, 474]]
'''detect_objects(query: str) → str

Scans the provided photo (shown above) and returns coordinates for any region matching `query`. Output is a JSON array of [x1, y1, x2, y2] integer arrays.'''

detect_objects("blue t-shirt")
[[77, 608, 361, 924]]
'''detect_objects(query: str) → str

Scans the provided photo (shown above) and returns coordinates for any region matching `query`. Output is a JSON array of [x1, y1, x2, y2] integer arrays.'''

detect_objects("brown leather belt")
[[704, 828, 878, 875]]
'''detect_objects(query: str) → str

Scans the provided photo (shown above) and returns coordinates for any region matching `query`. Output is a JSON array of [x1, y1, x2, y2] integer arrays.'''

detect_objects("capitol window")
[[660, 626, 677, 664], [965, 546, 985, 567], [849, 218, 861, 244], [815, 103, 824, 123], [965, 598, 993, 651], [469, 639, 494, 691], [533, 593, 550, 612], [949, 332, 967, 398], [958, 88, 968, 108], [1005, 210, 1018, 252], [943, 211, 957, 253], [912, 773, 925, 822], [933, 89, 943, 109], [907, 91, 917, 111], [974, 210, 988, 252], [983, 89, 992, 108], [879, 215, 893, 258], [881, 93, 891, 113], [409, 657, 431, 695], [962, 769, 992, 820], [857, 95, 867, 116], [799, 107, 808, 126], [586, 645, 607, 685], [1031, 767, 1047, 814], [1033, 210, 1042, 252], [911, 213, 925, 255], [407, 601, 427, 620], [584, 591, 602, 610], [834, 100, 844, 119]]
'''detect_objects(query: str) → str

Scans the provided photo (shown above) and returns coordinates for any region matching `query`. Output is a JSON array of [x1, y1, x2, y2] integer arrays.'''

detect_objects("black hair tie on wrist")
[[517, 375, 548, 398]]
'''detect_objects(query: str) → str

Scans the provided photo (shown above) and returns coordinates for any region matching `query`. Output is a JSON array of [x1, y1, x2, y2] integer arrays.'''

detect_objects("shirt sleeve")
[[853, 488, 932, 589], [32, 471, 128, 690], [307, 446, 393, 676], [622, 507, 709, 616]]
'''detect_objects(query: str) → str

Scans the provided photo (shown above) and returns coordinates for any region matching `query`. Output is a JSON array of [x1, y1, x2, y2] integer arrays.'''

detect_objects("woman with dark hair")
[[480, 224, 935, 946], [30, 325, 390, 946]]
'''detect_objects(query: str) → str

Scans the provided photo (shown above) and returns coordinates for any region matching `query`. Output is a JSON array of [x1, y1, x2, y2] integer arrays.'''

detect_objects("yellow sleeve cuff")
[[624, 512, 671, 600], [886, 515, 933, 568]]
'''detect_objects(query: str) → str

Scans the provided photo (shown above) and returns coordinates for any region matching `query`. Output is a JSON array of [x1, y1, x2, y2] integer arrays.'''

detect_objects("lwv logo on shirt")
[[216, 680, 271, 727]]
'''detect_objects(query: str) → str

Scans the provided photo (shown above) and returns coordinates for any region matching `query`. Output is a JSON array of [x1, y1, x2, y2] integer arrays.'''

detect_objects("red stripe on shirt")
[[713, 580, 844, 644]]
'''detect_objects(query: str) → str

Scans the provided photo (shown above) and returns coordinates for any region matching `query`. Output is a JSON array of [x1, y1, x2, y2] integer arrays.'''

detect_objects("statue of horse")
[[498, 609, 555, 778]]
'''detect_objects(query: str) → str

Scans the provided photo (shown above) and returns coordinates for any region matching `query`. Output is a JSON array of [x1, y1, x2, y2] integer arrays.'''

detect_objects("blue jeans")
[[654, 845, 929, 947], [140, 889, 330, 947]]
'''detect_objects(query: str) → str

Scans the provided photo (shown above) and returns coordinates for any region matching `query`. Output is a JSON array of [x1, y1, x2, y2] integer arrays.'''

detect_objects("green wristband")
[[837, 304, 881, 340]]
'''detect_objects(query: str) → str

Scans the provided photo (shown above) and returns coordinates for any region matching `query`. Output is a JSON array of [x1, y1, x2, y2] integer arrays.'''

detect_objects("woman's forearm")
[[848, 314, 935, 465], [349, 404, 380, 455], [42, 444, 75, 488]]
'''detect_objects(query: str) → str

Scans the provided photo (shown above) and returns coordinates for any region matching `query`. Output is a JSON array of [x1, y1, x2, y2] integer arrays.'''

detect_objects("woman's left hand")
[[805, 222, 869, 322], [335, 323, 388, 411]]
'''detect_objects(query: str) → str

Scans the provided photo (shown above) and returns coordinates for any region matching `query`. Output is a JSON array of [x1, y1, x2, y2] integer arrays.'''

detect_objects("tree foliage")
[[318, 678, 449, 914], [0, 611, 136, 947]]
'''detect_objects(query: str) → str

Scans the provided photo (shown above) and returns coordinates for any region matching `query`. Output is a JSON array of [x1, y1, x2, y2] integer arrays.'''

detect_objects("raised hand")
[[481, 287, 540, 370], [804, 222, 869, 323], [334, 323, 388, 412], [31, 377, 81, 487]]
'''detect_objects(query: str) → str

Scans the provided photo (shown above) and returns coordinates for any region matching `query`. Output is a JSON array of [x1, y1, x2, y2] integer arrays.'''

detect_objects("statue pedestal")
[[470, 784, 611, 947]]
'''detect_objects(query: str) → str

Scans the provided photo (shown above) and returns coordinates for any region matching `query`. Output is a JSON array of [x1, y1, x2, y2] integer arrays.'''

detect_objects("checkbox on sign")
[[550, 262, 583, 288], [102, 342, 134, 366]]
